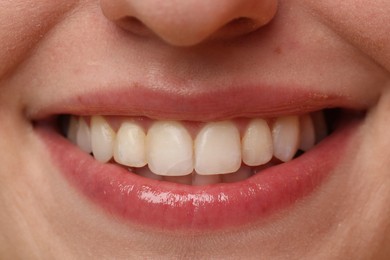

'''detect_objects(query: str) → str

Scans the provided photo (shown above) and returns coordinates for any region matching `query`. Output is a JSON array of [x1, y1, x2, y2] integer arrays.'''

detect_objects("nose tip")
[[100, 0, 278, 46]]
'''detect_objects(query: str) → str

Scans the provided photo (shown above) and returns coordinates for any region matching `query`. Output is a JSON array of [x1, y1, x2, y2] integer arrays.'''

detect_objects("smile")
[[63, 112, 327, 185], [33, 86, 366, 230]]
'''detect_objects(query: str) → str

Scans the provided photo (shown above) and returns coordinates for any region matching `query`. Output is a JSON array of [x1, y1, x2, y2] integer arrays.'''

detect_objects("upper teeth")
[[67, 113, 326, 177]]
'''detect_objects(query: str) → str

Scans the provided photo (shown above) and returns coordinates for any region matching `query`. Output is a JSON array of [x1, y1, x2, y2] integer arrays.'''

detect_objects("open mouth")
[[58, 110, 334, 185], [34, 102, 364, 230], [30, 82, 369, 231]]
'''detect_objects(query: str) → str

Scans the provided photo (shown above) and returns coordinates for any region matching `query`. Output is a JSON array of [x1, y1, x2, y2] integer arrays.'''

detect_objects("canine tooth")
[[299, 115, 315, 151], [114, 122, 147, 167], [272, 116, 300, 162], [312, 111, 328, 143], [146, 121, 193, 176], [242, 119, 273, 166], [192, 173, 221, 186], [91, 116, 116, 163], [76, 118, 92, 153], [195, 121, 241, 175], [67, 116, 78, 144]]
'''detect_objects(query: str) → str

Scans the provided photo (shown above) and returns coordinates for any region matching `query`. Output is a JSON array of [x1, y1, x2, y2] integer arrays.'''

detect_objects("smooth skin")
[[0, 0, 390, 259]]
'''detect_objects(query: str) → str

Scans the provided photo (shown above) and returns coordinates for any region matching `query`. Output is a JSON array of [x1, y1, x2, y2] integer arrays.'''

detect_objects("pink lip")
[[32, 84, 366, 121], [36, 118, 358, 230], [32, 84, 364, 230]]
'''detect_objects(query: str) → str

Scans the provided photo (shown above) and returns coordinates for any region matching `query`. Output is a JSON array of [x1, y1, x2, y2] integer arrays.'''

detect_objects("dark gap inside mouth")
[[58, 114, 71, 137], [293, 149, 305, 159], [323, 108, 366, 133]]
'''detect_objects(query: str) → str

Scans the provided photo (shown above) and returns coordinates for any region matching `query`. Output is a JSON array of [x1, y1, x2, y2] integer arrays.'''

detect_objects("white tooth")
[[299, 115, 315, 151], [91, 116, 116, 163], [272, 116, 300, 162], [67, 116, 78, 144], [114, 122, 147, 167], [76, 118, 92, 153], [312, 111, 328, 143], [192, 173, 221, 186], [146, 121, 193, 176], [195, 121, 241, 175], [242, 119, 273, 166]]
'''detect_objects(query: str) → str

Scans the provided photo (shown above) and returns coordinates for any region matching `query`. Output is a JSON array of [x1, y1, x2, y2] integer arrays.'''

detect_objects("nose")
[[100, 0, 278, 46]]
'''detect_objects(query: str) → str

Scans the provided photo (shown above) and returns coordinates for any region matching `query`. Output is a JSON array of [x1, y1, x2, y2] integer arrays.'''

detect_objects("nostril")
[[227, 17, 257, 29], [115, 16, 261, 43], [100, 0, 279, 46], [116, 16, 153, 37], [215, 17, 260, 39]]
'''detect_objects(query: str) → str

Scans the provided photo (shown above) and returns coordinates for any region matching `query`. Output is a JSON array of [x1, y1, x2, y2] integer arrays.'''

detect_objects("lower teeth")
[[119, 159, 282, 186]]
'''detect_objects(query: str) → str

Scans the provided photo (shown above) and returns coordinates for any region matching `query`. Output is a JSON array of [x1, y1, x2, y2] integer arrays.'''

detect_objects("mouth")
[[32, 87, 366, 231], [59, 111, 333, 184]]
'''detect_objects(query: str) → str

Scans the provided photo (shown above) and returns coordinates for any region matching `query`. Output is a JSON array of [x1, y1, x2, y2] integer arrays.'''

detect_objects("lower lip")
[[36, 121, 357, 231]]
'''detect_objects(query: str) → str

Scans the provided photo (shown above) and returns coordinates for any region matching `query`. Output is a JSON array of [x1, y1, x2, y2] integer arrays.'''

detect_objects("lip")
[[33, 83, 363, 230], [31, 84, 367, 121], [36, 117, 358, 230]]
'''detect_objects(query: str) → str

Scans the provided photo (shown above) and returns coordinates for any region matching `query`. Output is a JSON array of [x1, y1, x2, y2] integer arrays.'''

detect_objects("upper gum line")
[[66, 112, 327, 179]]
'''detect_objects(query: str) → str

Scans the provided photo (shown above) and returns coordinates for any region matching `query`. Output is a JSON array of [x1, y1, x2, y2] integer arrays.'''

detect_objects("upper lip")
[[30, 68, 370, 230], [30, 82, 369, 121]]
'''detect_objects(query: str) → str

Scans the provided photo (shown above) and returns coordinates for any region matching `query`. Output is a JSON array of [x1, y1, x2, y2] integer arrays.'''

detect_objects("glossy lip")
[[36, 119, 358, 230], [34, 91, 361, 231], [31, 84, 364, 230]]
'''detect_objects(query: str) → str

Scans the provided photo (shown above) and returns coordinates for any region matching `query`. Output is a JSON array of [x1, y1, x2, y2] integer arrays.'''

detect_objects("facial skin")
[[0, 0, 390, 259]]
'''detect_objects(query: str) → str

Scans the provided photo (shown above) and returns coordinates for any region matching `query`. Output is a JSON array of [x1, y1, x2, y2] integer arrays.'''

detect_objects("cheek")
[[0, 0, 77, 78], [304, 0, 390, 71]]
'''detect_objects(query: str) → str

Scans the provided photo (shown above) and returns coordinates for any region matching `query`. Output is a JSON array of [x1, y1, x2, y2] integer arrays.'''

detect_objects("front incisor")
[[194, 121, 241, 175]]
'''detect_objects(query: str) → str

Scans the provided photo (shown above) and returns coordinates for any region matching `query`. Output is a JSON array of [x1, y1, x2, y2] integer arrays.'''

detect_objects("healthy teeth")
[[272, 116, 300, 162], [194, 121, 241, 175], [67, 116, 79, 144], [76, 118, 92, 153], [192, 173, 221, 186], [67, 111, 328, 181], [91, 116, 116, 163], [136, 167, 163, 181], [242, 119, 273, 166], [221, 165, 252, 183], [146, 121, 193, 176], [114, 121, 147, 168], [163, 175, 193, 185]]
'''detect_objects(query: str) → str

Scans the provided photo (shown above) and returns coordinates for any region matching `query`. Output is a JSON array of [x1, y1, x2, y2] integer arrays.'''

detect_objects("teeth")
[[67, 116, 79, 144], [194, 121, 241, 175], [146, 121, 193, 176], [76, 118, 92, 153], [299, 115, 315, 151], [91, 116, 116, 163], [272, 116, 300, 162], [114, 122, 147, 168], [192, 173, 221, 186], [68, 111, 328, 183], [222, 165, 252, 183], [242, 119, 273, 166], [164, 175, 193, 185], [136, 167, 163, 181]]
